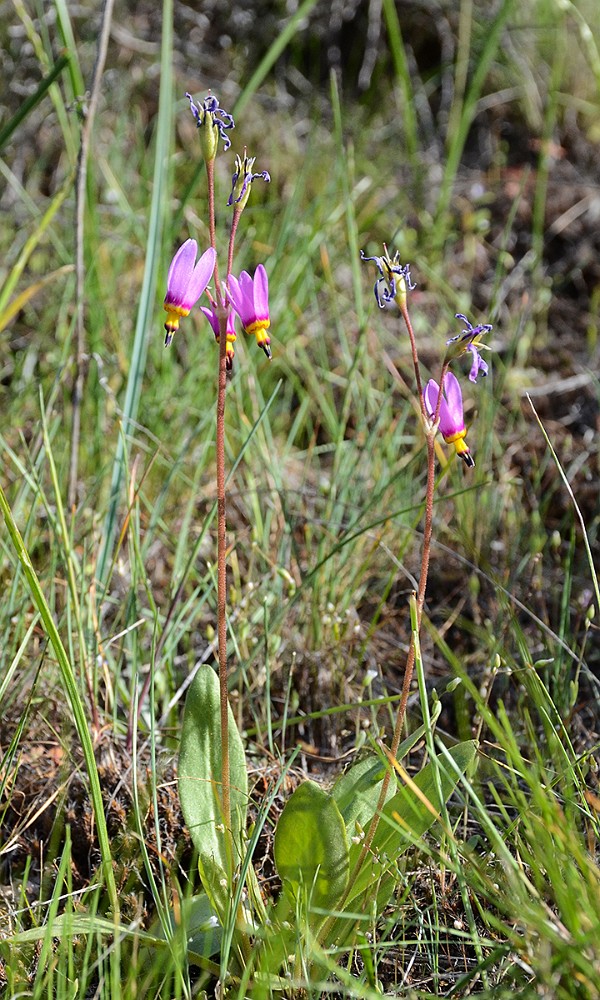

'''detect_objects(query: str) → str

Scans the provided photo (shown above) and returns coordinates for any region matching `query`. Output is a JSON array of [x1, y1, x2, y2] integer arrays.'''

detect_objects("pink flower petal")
[[443, 372, 465, 431], [424, 379, 439, 419], [165, 239, 197, 306], [253, 264, 269, 321], [183, 247, 216, 310]]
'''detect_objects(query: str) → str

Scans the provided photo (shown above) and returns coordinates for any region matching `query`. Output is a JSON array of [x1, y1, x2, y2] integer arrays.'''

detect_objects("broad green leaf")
[[178, 667, 248, 916], [326, 741, 478, 948], [331, 754, 392, 837], [377, 740, 477, 851], [152, 893, 222, 964], [331, 722, 436, 838], [274, 780, 349, 911]]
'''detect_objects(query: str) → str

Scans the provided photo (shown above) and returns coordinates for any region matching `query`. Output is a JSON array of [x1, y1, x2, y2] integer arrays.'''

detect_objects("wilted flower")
[[360, 246, 415, 309], [163, 240, 216, 346], [424, 371, 475, 468], [227, 265, 271, 358], [187, 92, 234, 160], [227, 149, 270, 210], [200, 304, 237, 371], [444, 313, 492, 382]]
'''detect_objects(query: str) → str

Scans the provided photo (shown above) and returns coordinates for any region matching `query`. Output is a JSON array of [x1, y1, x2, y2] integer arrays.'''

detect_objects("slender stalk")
[[206, 153, 232, 838], [400, 299, 426, 413], [215, 306, 231, 836], [323, 307, 448, 931], [227, 208, 242, 280]]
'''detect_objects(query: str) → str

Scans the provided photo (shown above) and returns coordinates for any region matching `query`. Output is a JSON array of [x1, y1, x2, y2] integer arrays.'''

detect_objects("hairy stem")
[[216, 306, 231, 835]]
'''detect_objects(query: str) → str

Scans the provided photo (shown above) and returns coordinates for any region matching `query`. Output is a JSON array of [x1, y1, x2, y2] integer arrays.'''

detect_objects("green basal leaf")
[[178, 667, 248, 916], [151, 893, 221, 963], [331, 720, 437, 839], [327, 741, 478, 948], [274, 780, 349, 912], [331, 754, 392, 838]]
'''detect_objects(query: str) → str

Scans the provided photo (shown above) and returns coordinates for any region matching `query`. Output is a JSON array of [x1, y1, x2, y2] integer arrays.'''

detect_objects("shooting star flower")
[[227, 150, 270, 210], [227, 265, 271, 358], [424, 371, 475, 468], [200, 303, 237, 371], [187, 92, 235, 159], [163, 240, 216, 347]]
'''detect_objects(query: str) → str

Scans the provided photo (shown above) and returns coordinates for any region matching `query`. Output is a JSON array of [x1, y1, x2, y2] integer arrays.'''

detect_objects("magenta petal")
[[425, 375, 464, 438], [436, 395, 456, 438], [183, 246, 216, 310], [166, 239, 197, 306], [424, 380, 440, 419], [443, 372, 464, 430], [229, 271, 255, 325], [200, 305, 220, 337], [227, 274, 243, 316], [253, 264, 269, 321]]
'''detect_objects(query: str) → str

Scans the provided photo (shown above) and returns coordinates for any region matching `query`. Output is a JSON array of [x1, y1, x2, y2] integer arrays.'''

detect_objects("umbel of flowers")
[[361, 246, 492, 468], [162, 92, 271, 367]]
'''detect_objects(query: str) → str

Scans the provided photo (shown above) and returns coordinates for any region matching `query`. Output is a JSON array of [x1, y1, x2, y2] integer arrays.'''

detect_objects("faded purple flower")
[[200, 303, 237, 370], [187, 92, 235, 157], [227, 150, 270, 209], [227, 265, 271, 358], [445, 313, 492, 382], [163, 240, 216, 346], [424, 371, 475, 468], [360, 246, 415, 309]]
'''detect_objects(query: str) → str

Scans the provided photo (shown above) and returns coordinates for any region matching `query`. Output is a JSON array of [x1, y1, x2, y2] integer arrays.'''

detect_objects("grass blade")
[[0, 483, 119, 913], [96, 0, 174, 585]]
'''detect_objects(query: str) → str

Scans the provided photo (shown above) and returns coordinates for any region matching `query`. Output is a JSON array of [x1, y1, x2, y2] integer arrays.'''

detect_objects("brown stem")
[[215, 306, 231, 836], [400, 300, 426, 418], [206, 155, 231, 834], [205, 159, 224, 305], [322, 308, 443, 939], [227, 208, 242, 281]]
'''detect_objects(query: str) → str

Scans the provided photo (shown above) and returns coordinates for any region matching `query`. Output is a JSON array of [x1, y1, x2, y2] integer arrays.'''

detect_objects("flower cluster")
[[164, 250, 271, 367], [361, 245, 493, 467], [162, 92, 272, 368]]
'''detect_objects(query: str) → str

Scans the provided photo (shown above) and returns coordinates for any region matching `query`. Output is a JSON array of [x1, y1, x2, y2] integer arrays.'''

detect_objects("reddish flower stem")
[[208, 154, 231, 835], [215, 305, 231, 836], [322, 306, 448, 939]]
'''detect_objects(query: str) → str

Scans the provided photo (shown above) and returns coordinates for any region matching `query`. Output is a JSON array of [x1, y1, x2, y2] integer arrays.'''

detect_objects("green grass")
[[1, 0, 600, 996]]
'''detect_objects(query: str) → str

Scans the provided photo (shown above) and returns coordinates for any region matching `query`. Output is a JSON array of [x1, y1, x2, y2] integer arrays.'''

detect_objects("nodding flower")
[[200, 304, 237, 371], [227, 265, 271, 358], [360, 245, 415, 310], [424, 372, 475, 468], [445, 313, 492, 382], [163, 240, 216, 347]]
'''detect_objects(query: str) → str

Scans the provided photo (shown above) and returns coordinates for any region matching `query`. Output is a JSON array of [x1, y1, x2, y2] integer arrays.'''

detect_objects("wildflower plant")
[[163, 91, 271, 913], [169, 94, 483, 992]]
